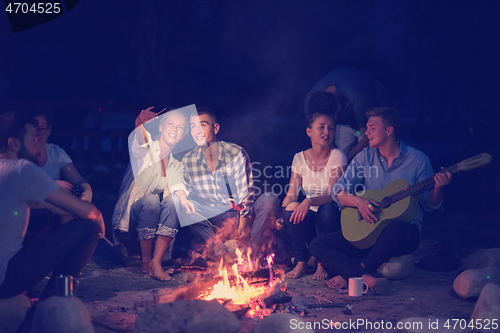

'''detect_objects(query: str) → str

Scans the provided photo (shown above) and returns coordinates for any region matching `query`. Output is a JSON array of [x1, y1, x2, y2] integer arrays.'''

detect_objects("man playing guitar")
[[309, 107, 452, 293]]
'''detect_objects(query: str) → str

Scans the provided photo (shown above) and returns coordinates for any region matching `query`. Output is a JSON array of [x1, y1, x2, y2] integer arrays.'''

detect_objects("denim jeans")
[[0, 219, 100, 300], [309, 220, 420, 280], [284, 202, 341, 262], [176, 193, 280, 257], [115, 193, 179, 243]]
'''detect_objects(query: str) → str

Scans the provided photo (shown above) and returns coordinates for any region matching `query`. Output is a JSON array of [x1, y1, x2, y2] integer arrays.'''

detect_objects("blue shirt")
[[332, 141, 442, 231]]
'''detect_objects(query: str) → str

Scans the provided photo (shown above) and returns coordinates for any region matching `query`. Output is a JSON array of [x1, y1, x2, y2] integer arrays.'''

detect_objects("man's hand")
[[237, 216, 251, 240], [44, 187, 105, 237], [434, 167, 452, 189], [79, 183, 93, 202], [135, 107, 158, 129], [235, 216, 252, 247], [356, 197, 379, 223], [56, 180, 73, 192], [80, 190, 92, 202], [427, 167, 452, 207], [179, 196, 195, 214], [273, 208, 285, 230], [93, 212, 105, 239], [290, 198, 311, 224]]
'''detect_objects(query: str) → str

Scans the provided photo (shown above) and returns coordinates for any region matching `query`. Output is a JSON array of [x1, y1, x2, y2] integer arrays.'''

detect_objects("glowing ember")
[[247, 304, 272, 319]]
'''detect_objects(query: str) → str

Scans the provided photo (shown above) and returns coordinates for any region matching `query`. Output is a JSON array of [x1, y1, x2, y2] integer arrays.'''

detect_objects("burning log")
[[262, 290, 292, 308], [288, 300, 309, 317], [225, 304, 251, 319], [156, 250, 289, 324], [238, 268, 270, 286], [153, 277, 221, 305], [154, 267, 274, 306]]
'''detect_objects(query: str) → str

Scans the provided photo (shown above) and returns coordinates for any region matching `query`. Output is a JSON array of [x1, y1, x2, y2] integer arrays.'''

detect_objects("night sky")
[[1, 1, 499, 217]]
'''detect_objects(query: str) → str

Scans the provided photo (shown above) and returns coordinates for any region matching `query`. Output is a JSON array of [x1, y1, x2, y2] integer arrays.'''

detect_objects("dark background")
[[1, 0, 499, 250]]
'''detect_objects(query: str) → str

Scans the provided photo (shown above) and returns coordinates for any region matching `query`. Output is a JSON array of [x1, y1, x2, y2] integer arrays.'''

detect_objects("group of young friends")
[[112, 105, 280, 281], [0, 68, 453, 305]]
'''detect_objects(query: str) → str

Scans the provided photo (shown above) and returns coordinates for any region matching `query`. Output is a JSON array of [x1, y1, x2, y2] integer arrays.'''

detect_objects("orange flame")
[[235, 247, 244, 265], [266, 253, 274, 266], [247, 247, 253, 271], [201, 252, 275, 305]]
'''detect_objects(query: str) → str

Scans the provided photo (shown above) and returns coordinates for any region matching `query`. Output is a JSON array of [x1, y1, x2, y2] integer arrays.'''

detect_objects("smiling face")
[[190, 114, 219, 146], [306, 114, 335, 147], [158, 111, 186, 149], [365, 116, 392, 149]]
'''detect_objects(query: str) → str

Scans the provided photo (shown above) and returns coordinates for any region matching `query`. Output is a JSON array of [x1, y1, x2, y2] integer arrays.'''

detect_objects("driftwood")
[[154, 266, 282, 308], [239, 273, 269, 286], [225, 304, 251, 318], [154, 277, 221, 304], [288, 300, 309, 317], [154, 268, 272, 305], [240, 268, 270, 280], [262, 290, 292, 308], [174, 258, 208, 272]]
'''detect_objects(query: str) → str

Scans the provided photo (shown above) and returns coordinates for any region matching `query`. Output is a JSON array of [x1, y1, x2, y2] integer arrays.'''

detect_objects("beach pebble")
[[135, 299, 239, 333], [0, 294, 31, 332], [470, 283, 500, 332], [453, 268, 500, 299], [31, 296, 94, 333], [463, 248, 500, 270]]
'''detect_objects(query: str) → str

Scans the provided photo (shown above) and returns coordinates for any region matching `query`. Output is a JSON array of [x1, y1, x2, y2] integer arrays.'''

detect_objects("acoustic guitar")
[[341, 153, 492, 249]]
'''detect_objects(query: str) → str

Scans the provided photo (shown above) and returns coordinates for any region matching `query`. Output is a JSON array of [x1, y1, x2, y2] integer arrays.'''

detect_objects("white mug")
[[348, 277, 368, 296]]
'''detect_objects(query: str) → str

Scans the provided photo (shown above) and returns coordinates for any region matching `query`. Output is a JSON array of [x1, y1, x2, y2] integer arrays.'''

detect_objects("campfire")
[[200, 248, 273, 304], [154, 247, 291, 319], [198, 248, 288, 318]]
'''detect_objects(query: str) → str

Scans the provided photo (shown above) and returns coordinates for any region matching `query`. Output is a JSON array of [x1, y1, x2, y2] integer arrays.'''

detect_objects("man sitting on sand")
[[174, 107, 279, 260], [0, 112, 104, 300], [309, 107, 452, 293]]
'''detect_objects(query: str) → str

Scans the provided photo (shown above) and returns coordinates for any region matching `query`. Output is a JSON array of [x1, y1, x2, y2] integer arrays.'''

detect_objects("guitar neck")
[[386, 164, 459, 204]]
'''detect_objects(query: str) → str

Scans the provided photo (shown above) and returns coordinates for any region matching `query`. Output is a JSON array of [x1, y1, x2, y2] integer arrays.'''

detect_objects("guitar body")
[[341, 178, 420, 249], [340, 153, 492, 249]]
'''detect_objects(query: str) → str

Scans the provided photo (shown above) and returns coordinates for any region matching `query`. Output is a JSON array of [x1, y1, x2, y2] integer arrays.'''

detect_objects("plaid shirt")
[[182, 141, 255, 217]]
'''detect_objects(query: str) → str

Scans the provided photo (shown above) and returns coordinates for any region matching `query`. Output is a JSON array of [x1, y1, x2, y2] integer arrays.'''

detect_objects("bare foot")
[[362, 274, 389, 295], [141, 260, 151, 274], [286, 261, 308, 279], [149, 261, 172, 281], [312, 263, 328, 281], [326, 275, 347, 289]]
